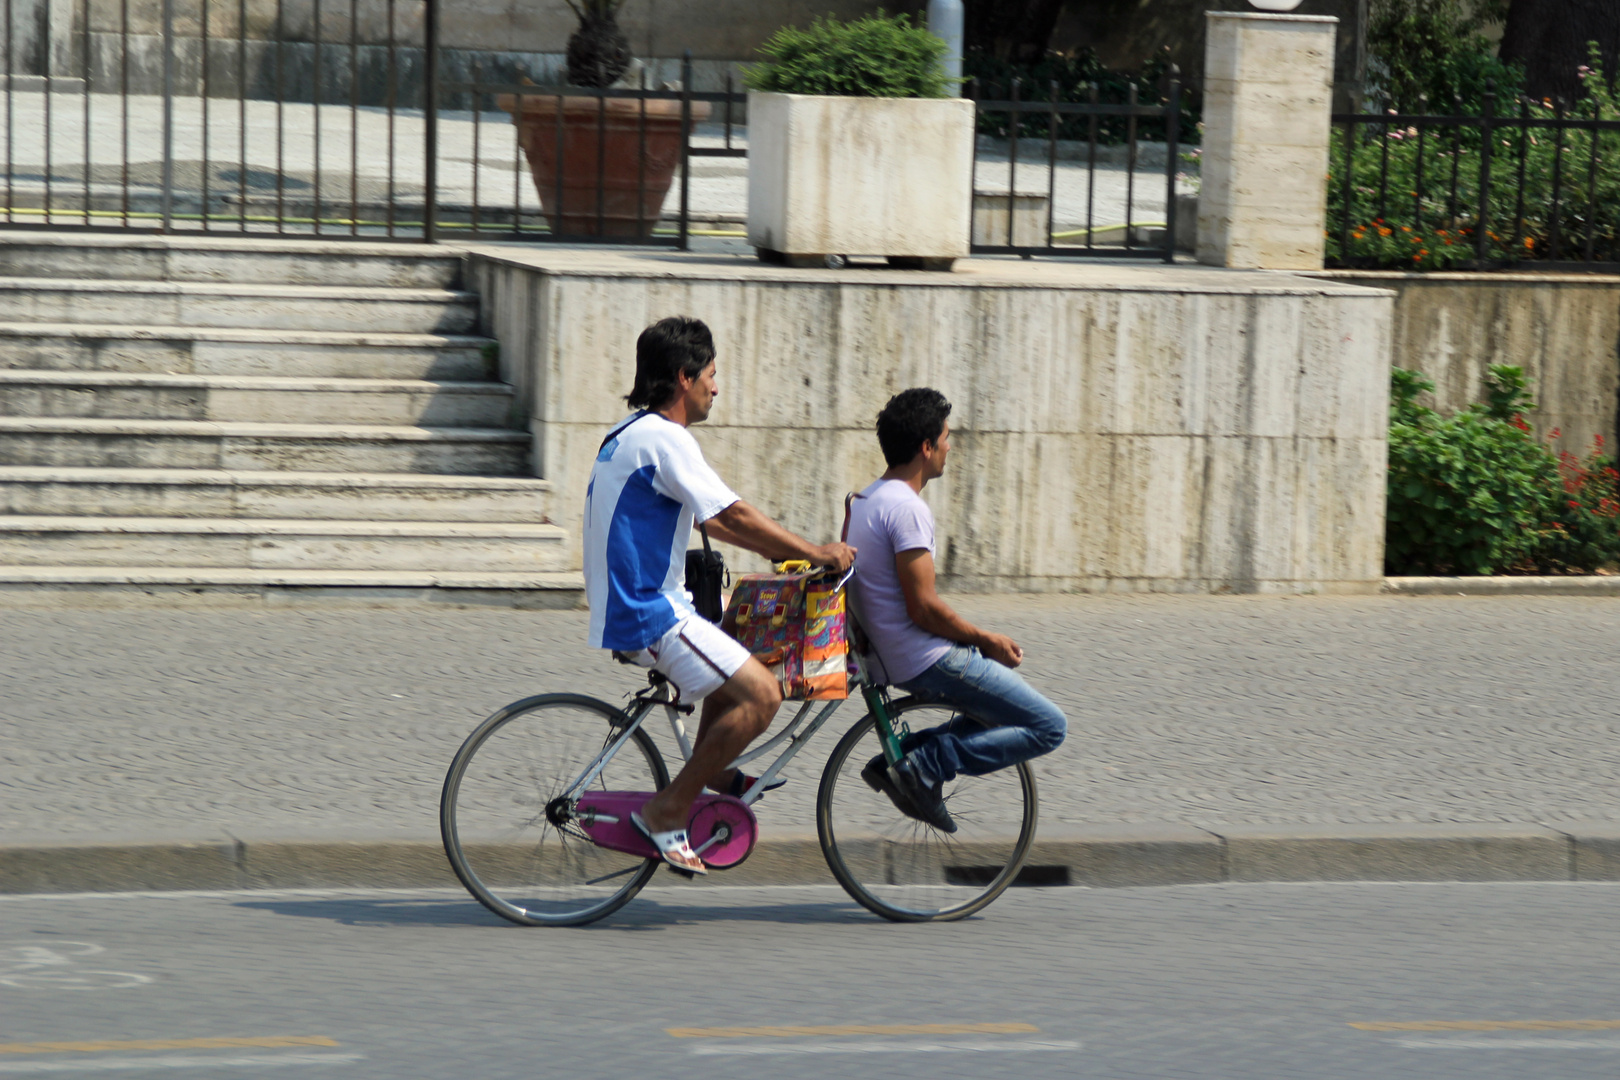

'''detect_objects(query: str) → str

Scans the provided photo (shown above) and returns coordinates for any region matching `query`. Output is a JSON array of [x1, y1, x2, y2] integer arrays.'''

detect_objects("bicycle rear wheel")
[[441, 693, 667, 927], [817, 699, 1037, 922]]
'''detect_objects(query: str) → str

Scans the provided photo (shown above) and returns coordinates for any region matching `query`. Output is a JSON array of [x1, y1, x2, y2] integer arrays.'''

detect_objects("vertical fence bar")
[[1124, 82, 1138, 249], [1549, 97, 1565, 260], [202, 0, 211, 229], [1045, 79, 1057, 250], [80, 0, 90, 226], [4, 0, 12, 224], [512, 84, 523, 236], [636, 67, 646, 238], [422, 0, 437, 241], [1007, 77, 1019, 246], [384, 0, 394, 235], [120, 0, 128, 224], [551, 88, 562, 235], [1412, 110, 1426, 236], [235, 0, 244, 231], [1376, 112, 1390, 221], [967, 76, 978, 245], [1446, 99, 1462, 231], [1085, 82, 1097, 251], [1162, 66, 1180, 263], [1339, 120, 1354, 259], [1583, 96, 1600, 261], [678, 51, 691, 249], [312, 0, 322, 233], [723, 69, 731, 150], [44, 0, 53, 223], [347, 0, 356, 234], [160, 0, 172, 230], [275, 0, 284, 227], [593, 83, 604, 235], [470, 61, 481, 233], [1475, 82, 1493, 263]]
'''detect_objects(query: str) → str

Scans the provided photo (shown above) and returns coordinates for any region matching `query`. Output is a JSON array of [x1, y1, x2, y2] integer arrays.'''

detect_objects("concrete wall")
[[1321, 271, 1620, 455], [468, 248, 1393, 594]]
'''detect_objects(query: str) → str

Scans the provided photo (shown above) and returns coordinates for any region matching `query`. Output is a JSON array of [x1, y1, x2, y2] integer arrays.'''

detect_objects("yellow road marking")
[[0, 1036, 339, 1056], [1351, 1020, 1620, 1033], [667, 1022, 1039, 1039]]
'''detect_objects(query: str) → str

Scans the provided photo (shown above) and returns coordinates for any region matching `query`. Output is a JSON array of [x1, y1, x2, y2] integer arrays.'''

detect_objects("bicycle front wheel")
[[441, 693, 667, 927], [817, 699, 1038, 922]]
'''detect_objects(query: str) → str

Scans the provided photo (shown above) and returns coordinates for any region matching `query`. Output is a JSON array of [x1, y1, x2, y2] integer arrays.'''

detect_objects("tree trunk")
[[1500, 0, 1620, 103], [966, 0, 1069, 62]]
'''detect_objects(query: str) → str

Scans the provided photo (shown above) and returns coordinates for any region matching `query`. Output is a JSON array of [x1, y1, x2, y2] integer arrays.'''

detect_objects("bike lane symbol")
[[0, 942, 153, 990]]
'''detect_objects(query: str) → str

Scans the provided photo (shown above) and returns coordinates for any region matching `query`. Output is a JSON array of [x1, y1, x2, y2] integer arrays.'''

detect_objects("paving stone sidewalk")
[[4, 593, 1620, 850]]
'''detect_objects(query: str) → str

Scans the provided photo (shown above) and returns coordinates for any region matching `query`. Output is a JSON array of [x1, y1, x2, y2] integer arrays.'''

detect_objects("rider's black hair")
[[875, 387, 952, 468], [626, 316, 716, 409]]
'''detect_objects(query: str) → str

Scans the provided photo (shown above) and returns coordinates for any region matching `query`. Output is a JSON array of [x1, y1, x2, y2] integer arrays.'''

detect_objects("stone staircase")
[[0, 232, 578, 605]]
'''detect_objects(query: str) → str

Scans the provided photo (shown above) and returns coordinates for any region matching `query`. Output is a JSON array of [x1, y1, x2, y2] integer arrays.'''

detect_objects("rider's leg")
[[640, 656, 782, 833], [896, 645, 1066, 783]]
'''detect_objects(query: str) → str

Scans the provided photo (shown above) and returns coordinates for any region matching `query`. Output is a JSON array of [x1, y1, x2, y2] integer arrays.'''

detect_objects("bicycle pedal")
[[665, 863, 698, 880]]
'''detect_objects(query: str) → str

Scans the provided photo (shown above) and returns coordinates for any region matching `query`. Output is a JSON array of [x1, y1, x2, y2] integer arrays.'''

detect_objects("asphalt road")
[[2, 880, 1616, 1079]]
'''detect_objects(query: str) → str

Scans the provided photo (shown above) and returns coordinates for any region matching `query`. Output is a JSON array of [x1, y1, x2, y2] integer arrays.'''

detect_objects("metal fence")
[[1329, 89, 1620, 271], [967, 72, 1185, 262], [0, 0, 742, 243]]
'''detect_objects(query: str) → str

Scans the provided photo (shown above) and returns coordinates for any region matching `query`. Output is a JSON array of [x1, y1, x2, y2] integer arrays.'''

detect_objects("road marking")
[[690, 1040, 1079, 1056], [0, 1052, 362, 1072], [0, 1038, 339, 1056], [1353, 1020, 1620, 1032], [668, 1022, 1040, 1039], [1396, 1039, 1620, 1050], [0, 943, 151, 992]]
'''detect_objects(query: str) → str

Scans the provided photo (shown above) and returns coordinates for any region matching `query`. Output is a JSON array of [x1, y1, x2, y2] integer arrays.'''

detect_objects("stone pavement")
[[4, 593, 1620, 890]]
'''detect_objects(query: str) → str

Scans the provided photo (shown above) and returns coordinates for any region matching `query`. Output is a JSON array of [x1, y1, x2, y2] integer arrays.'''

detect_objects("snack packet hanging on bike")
[[721, 561, 848, 700]]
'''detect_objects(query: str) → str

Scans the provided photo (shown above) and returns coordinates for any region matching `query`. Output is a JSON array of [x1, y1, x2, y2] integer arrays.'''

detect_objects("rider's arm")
[[704, 500, 855, 571], [894, 548, 1023, 667]]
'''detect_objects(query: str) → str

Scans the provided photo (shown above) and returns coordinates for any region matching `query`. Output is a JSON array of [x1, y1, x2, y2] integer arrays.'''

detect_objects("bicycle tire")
[[816, 699, 1038, 923], [441, 693, 667, 927]]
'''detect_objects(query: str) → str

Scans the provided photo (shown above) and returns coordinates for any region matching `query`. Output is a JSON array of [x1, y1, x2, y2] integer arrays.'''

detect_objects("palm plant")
[[563, 0, 632, 89]]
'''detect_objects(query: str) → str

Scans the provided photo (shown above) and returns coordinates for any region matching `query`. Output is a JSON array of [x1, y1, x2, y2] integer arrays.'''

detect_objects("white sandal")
[[630, 810, 707, 876]]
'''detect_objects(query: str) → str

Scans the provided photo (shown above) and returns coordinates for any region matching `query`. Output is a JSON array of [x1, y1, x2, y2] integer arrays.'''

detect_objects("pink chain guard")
[[573, 791, 758, 869]]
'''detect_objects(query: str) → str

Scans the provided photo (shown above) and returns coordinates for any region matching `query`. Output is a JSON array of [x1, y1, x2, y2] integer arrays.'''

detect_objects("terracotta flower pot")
[[497, 94, 712, 238]]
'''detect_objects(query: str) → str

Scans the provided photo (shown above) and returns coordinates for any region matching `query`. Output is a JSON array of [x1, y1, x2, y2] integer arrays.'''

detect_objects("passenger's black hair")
[[626, 317, 716, 409], [875, 387, 952, 467]]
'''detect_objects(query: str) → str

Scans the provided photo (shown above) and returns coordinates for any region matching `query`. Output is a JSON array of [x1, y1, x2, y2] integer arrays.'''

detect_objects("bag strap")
[[699, 521, 714, 554], [598, 409, 651, 452], [840, 491, 889, 681]]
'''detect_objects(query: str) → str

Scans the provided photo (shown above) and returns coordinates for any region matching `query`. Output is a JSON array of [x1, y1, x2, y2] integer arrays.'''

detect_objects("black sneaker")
[[862, 753, 912, 814], [889, 757, 956, 833]]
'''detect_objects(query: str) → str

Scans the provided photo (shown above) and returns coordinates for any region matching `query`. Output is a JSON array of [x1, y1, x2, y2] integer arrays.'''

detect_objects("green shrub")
[[745, 13, 949, 99], [1367, 0, 1519, 114], [1385, 365, 1620, 575]]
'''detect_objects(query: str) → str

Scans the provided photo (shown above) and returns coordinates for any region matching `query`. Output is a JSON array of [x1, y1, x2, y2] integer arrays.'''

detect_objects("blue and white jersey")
[[584, 412, 739, 651]]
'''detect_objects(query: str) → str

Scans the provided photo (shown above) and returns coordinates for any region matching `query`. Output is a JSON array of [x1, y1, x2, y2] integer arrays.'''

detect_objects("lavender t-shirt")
[[846, 478, 953, 685]]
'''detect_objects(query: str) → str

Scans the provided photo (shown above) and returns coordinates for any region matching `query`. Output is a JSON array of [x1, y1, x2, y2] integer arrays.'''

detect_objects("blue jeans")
[[894, 644, 1067, 783]]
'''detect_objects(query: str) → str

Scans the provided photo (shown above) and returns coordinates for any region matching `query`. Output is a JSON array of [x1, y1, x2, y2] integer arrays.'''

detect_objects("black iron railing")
[[968, 71, 1184, 263], [1329, 88, 1620, 271]]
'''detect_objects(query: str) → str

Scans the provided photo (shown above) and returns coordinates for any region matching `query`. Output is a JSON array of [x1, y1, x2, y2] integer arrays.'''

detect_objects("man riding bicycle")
[[582, 316, 855, 875], [846, 388, 1067, 832]]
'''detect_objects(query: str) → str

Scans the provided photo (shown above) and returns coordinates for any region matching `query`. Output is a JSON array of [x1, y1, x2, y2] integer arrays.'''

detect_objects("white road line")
[[690, 1039, 1080, 1056], [0, 1053, 364, 1072], [1397, 1038, 1620, 1050]]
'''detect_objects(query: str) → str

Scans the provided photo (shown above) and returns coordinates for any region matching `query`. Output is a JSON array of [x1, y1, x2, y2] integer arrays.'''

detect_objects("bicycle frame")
[[561, 639, 908, 809]]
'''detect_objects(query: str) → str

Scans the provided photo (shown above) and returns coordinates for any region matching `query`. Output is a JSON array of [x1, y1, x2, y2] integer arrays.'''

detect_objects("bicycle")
[[439, 592, 1039, 927]]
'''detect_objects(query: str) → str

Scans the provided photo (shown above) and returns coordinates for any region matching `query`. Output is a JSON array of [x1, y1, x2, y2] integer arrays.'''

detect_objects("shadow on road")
[[233, 893, 874, 931]]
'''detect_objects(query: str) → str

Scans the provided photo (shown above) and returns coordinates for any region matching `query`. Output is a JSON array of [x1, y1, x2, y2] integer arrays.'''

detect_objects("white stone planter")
[[746, 91, 975, 267]]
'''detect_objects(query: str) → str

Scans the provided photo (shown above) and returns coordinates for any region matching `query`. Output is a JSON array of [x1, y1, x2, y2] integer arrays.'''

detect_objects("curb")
[[6, 823, 1619, 894], [1385, 576, 1620, 596]]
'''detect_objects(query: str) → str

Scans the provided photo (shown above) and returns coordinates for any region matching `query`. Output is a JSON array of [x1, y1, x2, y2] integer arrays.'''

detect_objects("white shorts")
[[627, 614, 751, 701]]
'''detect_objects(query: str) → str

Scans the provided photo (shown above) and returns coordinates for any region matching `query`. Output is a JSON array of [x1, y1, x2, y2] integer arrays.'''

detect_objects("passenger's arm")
[[894, 548, 1023, 667], [704, 500, 855, 572]]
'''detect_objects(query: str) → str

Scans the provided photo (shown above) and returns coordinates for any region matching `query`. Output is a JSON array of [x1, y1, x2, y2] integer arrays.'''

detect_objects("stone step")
[[0, 516, 569, 573], [0, 466, 552, 523], [0, 566, 584, 609], [0, 418, 530, 475], [0, 371, 516, 427], [0, 278, 478, 334], [0, 323, 495, 380], [0, 231, 466, 289]]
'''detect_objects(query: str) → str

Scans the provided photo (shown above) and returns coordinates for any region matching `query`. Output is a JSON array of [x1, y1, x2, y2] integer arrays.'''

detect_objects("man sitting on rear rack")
[[582, 316, 855, 875], [845, 388, 1067, 832]]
